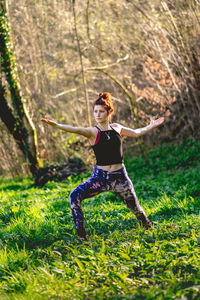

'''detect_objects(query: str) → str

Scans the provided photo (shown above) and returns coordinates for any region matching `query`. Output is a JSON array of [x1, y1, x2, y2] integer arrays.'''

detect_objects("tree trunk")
[[72, 0, 91, 126], [0, 0, 39, 175]]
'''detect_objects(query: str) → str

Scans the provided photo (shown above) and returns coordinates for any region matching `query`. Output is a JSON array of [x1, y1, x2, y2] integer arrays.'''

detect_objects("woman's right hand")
[[41, 118, 58, 127]]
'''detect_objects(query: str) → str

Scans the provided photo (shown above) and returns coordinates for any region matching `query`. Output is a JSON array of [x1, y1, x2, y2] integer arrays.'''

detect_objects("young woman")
[[41, 93, 164, 241]]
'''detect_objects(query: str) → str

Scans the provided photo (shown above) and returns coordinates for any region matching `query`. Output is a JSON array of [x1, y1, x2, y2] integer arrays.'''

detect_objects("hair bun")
[[94, 92, 114, 114], [99, 92, 111, 100]]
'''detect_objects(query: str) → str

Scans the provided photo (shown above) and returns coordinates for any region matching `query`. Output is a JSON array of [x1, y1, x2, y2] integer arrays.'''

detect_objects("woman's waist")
[[96, 163, 124, 172]]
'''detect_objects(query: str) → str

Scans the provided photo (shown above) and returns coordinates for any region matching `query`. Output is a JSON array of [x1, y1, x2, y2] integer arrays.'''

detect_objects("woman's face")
[[93, 105, 109, 123]]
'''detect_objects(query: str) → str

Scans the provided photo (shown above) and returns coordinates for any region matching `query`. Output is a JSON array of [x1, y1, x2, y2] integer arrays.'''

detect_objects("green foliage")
[[0, 139, 199, 299]]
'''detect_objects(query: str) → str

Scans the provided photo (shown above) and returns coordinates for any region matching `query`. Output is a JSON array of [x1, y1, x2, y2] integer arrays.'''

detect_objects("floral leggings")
[[69, 165, 150, 238]]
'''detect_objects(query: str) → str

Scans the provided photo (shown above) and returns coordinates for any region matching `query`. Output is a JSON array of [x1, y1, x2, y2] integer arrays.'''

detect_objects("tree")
[[0, 0, 40, 175], [72, 0, 91, 126]]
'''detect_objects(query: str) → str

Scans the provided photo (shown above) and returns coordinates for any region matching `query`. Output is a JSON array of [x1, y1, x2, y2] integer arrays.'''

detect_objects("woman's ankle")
[[76, 226, 88, 240]]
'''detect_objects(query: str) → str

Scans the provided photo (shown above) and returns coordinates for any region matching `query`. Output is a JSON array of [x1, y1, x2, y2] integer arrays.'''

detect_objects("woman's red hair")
[[93, 93, 114, 115]]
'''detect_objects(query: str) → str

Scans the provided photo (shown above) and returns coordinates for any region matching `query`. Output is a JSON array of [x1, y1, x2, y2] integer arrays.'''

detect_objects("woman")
[[41, 93, 164, 241]]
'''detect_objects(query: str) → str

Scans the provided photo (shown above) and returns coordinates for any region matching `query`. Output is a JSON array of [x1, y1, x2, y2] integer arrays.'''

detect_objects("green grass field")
[[0, 139, 199, 299]]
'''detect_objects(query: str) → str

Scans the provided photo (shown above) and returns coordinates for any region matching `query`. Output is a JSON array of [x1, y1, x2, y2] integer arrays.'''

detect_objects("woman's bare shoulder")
[[87, 126, 98, 134], [85, 126, 99, 138], [110, 123, 123, 134], [87, 126, 99, 145]]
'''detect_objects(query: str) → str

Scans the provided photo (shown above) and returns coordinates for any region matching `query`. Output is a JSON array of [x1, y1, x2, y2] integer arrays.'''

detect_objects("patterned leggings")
[[69, 165, 150, 238]]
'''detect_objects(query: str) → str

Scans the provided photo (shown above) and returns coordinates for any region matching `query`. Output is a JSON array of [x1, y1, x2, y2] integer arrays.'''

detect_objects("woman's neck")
[[97, 120, 111, 130]]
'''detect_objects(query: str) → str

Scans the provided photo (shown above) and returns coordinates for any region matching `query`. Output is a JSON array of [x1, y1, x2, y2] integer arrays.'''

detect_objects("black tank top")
[[91, 126, 123, 166]]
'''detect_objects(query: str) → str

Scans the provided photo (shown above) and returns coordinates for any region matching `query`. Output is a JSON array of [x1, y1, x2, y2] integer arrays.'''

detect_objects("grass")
[[0, 139, 199, 299]]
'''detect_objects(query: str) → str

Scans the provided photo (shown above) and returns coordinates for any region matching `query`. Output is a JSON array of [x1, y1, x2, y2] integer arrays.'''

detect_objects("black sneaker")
[[76, 227, 88, 241], [144, 221, 152, 229]]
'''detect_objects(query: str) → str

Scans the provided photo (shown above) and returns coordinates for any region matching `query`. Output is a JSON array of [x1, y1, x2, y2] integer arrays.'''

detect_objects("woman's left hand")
[[150, 117, 165, 129]]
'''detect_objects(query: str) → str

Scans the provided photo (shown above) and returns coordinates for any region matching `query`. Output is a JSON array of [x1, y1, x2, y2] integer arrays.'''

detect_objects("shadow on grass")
[[2, 193, 199, 251], [87, 216, 138, 236], [1, 214, 138, 251], [0, 183, 34, 192], [148, 196, 200, 222]]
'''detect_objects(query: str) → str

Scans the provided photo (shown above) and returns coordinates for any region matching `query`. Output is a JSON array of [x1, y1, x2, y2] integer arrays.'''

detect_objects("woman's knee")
[[69, 189, 80, 205]]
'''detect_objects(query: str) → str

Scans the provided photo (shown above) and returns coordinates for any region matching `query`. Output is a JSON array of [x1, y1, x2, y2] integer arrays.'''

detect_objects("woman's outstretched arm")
[[113, 117, 165, 137], [41, 118, 94, 138]]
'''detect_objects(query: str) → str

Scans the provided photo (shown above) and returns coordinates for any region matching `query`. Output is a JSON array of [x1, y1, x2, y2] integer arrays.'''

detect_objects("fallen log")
[[34, 157, 87, 187]]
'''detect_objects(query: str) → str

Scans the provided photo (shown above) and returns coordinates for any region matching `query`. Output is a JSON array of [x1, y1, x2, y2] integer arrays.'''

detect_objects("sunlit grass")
[[0, 139, 199, 299]]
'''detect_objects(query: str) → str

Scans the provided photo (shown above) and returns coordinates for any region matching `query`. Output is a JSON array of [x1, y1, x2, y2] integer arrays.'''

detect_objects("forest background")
[[0, 1, 200, 298], [0, 0, 200, 177]]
